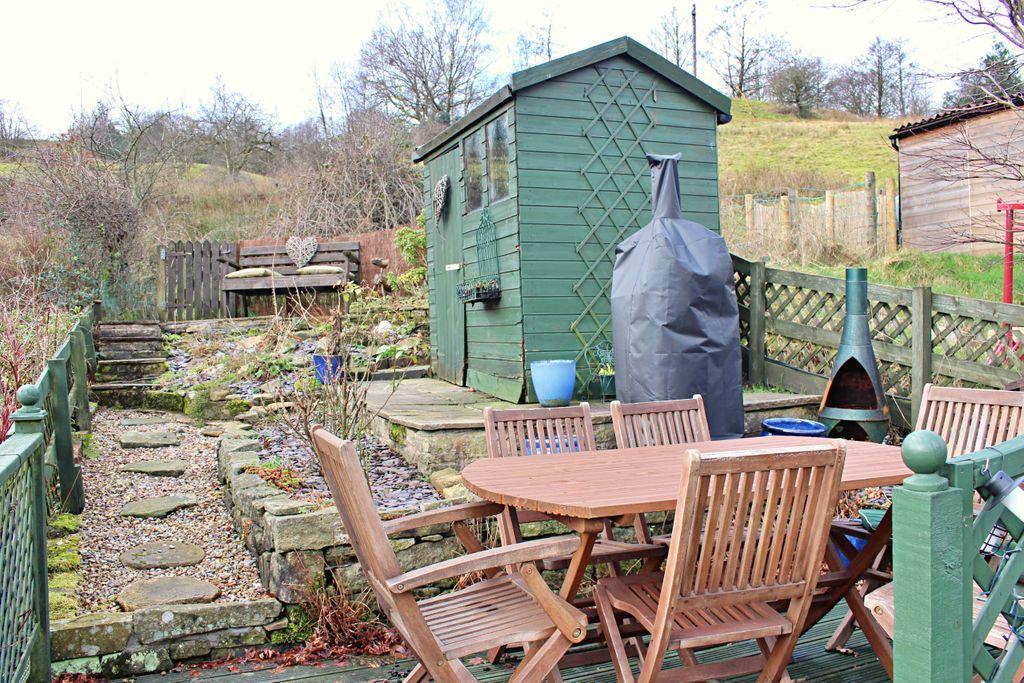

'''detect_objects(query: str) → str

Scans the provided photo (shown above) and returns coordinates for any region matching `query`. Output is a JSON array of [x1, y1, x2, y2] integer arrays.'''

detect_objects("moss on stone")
[[185, 389, 211, 425], [270, 604, 314, 645], [49, 592, 79, 620], [48, 535, 81, 573], [226, 399, 251, 416], [389, 423, 407, 446], [49, 570, 79, 593], [143, 390, 186, 412], [49, 513, 82, 537]]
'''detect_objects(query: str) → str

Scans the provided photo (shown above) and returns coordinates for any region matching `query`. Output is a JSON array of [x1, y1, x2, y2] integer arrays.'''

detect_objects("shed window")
[[486, 114, 510, 202], [464, 129, 485, 212]]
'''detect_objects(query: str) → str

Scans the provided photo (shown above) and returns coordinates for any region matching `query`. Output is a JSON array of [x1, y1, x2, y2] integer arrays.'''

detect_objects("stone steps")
[[96, 358, 169, 382], [93, 322, 169, 405]]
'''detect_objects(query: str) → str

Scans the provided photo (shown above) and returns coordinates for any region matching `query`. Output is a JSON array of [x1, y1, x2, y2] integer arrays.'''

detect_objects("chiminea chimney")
[[818, 268, 891, 442]]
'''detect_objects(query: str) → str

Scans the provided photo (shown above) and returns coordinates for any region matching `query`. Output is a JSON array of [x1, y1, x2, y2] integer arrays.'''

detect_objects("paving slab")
[[118, 459, 188, 477], [115, 576, 220, 611], [120, 495, 198, 518], [120, 415, 171, 427], [118, 431, 180, 448], [120, 541, 205, 569]]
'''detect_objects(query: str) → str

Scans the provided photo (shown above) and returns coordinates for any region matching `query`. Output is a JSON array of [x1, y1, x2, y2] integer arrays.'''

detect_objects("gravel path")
[[78, 409, 266, 612]]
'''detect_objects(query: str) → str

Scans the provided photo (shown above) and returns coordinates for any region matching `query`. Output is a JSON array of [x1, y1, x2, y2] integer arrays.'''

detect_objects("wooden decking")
[[134, 606, 885, 682]]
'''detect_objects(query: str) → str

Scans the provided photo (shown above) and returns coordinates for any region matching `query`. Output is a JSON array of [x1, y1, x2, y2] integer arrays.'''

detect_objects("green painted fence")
[[0, 305, 97, 682], [893, 431, 1024, 682]]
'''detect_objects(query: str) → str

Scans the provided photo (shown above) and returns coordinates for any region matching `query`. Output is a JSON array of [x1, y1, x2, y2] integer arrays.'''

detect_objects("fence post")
[[11, 386, 52, 683], [780, 193, 793, 253], [47, 358, 85, 514], [911, 286, 933, 426], [825, 190, 836, 244], [744, 194, 754, 236], [885, 177, 899, 253], [70, 329, 92, 433], [893, 431, 971, 682], [865, 171, 878, 253], [748, 261, 767, 386]]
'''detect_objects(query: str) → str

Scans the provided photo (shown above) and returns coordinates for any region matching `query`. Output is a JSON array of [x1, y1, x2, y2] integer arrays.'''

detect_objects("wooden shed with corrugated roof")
[[413, 36, 731, 403]]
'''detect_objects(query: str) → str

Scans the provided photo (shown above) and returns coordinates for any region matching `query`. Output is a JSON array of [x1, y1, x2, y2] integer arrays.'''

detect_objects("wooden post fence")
[[865, 171, 878, 253]]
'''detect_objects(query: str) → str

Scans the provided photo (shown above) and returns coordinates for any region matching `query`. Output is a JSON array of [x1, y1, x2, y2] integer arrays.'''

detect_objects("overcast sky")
[[2, 0, 998, 136]]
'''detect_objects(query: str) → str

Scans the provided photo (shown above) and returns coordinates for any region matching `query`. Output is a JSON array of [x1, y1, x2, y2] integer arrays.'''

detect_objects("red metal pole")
[[1006, 207, 1014, 305]]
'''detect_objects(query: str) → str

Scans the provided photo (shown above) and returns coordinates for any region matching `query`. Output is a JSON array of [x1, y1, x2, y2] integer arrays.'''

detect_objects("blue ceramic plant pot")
[[313, 354, 345, 384], [530, 359, 576, 407]]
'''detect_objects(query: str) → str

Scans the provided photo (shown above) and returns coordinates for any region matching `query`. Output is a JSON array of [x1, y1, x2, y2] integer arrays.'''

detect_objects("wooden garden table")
[[461, 435, 907, 677]]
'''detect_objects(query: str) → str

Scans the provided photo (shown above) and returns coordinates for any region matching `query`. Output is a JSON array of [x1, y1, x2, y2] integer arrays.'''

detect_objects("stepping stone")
[[115, 576, 220, 611], [118, 459, 187, 477], [118, 431, 179, 448], [121, 415, 168, 427], [120, 495, 197, 518], [120, 540, 205, 569]]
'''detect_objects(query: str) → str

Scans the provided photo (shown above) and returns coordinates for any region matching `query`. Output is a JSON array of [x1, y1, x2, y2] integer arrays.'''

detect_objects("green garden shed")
[[413, 36, 732, 403]]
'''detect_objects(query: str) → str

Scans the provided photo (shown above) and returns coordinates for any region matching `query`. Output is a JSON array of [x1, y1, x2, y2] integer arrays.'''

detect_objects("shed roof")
[[890, 93, 1024, 142], [412, 36, 732, 162]]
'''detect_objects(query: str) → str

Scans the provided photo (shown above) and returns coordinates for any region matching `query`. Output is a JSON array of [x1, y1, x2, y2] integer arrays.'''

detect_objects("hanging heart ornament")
[[434, 175, 450, 219], [286, 236, 318, 268]]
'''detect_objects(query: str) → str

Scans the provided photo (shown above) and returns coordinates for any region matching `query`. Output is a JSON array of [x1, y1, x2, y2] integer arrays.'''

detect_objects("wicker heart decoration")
[[286, 236, 318, 268]]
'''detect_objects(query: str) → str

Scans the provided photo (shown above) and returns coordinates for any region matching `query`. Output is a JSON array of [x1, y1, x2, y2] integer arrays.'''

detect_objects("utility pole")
[[691, 4, 698, 75]]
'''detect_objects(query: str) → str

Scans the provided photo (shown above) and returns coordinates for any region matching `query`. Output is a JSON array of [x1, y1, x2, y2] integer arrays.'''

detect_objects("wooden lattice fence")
[[160, 240, 236, 321], [734, 255, 1024, 428]]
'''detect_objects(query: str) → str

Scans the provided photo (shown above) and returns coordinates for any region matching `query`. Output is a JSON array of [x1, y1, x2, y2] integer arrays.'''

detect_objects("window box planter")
[[457, 280, 501, 304]]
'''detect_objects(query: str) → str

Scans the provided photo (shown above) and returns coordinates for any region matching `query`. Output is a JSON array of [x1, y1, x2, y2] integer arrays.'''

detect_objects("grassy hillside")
[[718, 100, 900, 194], [804, 251, 1024, 304]]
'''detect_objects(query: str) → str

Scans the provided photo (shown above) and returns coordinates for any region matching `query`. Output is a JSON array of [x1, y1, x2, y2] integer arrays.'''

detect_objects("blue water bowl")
[[313, 354, 345, 384], [837, 535, 868, 569], [530, 359, 576, 407], [760, 417, 828, 438], [523, 435, 581, 455]]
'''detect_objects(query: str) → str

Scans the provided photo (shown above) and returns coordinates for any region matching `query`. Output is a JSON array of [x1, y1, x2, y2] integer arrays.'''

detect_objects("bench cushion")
[[225, 267, 282, 279], [296, 265, 346, 275]]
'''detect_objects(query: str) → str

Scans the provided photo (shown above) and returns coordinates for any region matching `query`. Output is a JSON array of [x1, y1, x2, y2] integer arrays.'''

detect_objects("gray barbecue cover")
[[611, 153, 744, 439]]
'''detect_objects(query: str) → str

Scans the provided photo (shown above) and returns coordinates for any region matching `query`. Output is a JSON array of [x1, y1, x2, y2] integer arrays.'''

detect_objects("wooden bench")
[[219, 240, 360, 311]]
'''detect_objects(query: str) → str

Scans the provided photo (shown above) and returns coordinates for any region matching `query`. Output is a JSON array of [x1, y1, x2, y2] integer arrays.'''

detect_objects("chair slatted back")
[[610, 396, 711, 449], [484, 403, 596, 529], [916, 384, 1024, 458], [484, 403, 596, 459], [663, 444, 845, 609]]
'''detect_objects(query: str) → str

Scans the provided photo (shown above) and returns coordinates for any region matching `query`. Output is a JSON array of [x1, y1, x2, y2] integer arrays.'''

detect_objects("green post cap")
[[901, 429, 949, 492], [16, 385, 40, 408]]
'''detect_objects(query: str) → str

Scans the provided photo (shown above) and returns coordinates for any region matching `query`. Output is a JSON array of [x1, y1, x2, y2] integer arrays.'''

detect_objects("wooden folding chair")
[[610, 396, 712, 545], [484, 403, 665, 574], [312, 427, 588, 683], [594, 443, 846, 683]]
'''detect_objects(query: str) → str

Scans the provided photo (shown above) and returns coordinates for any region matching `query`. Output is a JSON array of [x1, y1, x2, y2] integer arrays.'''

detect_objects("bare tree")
[[769, 48, 829, 117], [708, 0, 774, 99], [650, 6, 692, 69], [197, 79, 275, 176], [515, 11, 557, 69], [0, 101, 32, 160], [825, 38, 928, 117], [357, 0, 494, 128]]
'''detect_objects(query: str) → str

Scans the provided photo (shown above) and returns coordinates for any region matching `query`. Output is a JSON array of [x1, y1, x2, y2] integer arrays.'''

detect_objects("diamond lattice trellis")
[[570, 66, 658, 379], [0, 457, 40, 683]]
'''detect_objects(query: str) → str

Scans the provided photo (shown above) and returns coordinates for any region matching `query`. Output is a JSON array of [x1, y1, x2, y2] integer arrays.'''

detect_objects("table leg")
[[560, 530, 598, 600], [807, 511, 894, 679]]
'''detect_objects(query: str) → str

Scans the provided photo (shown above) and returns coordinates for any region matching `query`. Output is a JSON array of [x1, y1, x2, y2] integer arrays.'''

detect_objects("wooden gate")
[[161, 240, 235, 321]]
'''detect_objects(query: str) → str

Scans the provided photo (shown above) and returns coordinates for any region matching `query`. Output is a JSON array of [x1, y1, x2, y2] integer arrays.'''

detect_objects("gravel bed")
[[254, 425, 441, 512], [78, 409, 266, 612]]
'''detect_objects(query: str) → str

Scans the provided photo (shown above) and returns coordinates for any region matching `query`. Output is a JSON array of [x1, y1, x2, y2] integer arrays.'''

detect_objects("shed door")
[[433, 149, 466, 384]]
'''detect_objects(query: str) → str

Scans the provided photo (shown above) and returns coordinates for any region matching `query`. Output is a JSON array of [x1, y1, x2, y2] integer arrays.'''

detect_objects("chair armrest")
[[216, 255, 240, 269], [386, 535, 580, 593], [382, 501, 503, 537]]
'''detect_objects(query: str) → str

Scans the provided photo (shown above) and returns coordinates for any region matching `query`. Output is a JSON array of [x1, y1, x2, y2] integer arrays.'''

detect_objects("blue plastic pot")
[[836, 535, 868, 569], [313, 354, 345, 384], [523, 435, 581, 455], [760, 417, 828, 437], [530, 359, 576, 407]]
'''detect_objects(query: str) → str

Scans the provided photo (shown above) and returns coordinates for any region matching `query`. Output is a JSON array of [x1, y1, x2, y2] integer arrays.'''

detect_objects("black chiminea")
[[818, 268, 890, 443]]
